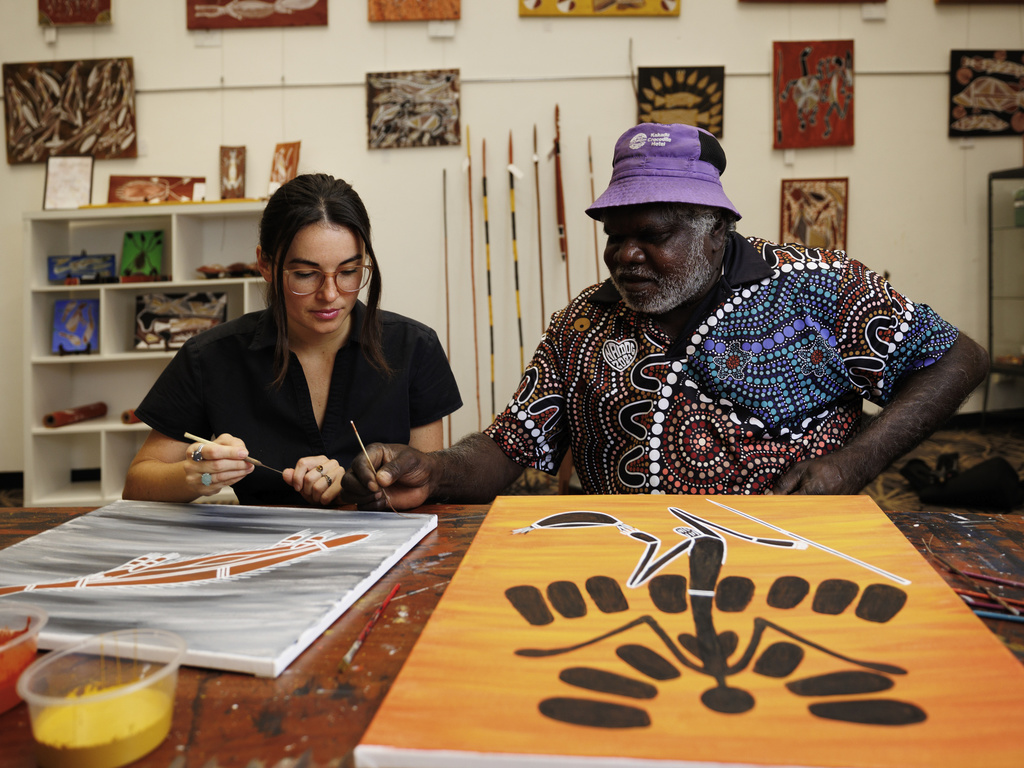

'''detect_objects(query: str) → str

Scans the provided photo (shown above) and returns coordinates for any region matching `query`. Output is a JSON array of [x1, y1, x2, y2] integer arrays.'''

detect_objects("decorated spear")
[[442, 168, 452, 446], [589, 135, 600, 283], [466, 127, 482, 431], [508, 132, 525, 374], [553, 108, 574, 494], [533, 124, 547, 330], [553, 105, 570, 303], [482, 138, 496, 421]]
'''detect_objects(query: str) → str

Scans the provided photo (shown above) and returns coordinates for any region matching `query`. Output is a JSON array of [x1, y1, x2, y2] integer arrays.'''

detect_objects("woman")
[[123, 173, 461, 507]]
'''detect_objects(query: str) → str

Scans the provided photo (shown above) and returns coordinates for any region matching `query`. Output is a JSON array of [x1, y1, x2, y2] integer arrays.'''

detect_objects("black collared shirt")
[[137, 303, 461, 506]]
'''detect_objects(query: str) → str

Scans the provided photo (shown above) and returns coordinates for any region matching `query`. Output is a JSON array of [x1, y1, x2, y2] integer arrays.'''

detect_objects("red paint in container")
[[0, 604, 48, 713]]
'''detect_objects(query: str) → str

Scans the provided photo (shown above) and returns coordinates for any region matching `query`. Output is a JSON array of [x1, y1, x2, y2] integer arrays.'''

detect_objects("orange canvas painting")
[[369, 0, 459, 20], [356, 495, 1024, 767]]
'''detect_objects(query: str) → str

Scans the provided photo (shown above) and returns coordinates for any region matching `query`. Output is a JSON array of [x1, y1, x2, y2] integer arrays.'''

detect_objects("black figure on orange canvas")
[[506, 503, 923, 728]]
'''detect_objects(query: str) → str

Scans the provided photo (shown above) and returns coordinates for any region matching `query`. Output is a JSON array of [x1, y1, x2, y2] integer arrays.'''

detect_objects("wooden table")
[[1, 503, 1022, 767]]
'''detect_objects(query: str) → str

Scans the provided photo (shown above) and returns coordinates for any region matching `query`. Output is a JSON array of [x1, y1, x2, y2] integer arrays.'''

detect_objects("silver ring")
[[201, 472, 212, 487], [323, 475, 333, 488], [191, 445, 204, 462]]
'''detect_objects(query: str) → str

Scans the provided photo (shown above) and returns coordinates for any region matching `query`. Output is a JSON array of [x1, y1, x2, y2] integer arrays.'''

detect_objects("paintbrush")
[[925, 537, 1020, 616], [350, 421, 399, 514], [954, 587, 1024, 610], [184, 432, 284, 474], [338, 582, 401, 672]]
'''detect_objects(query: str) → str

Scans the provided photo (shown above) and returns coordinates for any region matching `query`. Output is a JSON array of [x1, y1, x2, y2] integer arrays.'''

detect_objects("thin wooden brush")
[[183, 432, 283, 474], [350, 421, 399, 514]]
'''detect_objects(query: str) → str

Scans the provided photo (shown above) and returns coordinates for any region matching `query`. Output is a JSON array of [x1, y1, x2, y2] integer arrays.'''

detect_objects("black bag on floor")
[[900, 454, 1024, 511]]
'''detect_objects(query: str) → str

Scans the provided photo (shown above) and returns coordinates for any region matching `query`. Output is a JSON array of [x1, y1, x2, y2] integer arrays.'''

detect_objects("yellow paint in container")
[[18, 629, 186, 768]]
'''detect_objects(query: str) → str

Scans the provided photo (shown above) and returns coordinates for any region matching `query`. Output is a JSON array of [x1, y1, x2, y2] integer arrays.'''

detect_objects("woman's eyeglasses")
[[282, 265, 372, 295]]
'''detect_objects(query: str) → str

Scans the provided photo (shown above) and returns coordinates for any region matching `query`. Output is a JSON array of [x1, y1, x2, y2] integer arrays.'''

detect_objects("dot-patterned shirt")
[[484, 233, 959, 495]]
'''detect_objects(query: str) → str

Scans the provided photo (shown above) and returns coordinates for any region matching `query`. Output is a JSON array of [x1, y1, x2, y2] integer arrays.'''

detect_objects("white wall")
[[3, 0, 1023, 472]]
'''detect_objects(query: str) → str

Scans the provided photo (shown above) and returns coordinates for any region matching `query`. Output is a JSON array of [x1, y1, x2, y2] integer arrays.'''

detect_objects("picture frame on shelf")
[[42, 155, 94, 210], [52, 298, 99, 355], [268, 142, 301, 196], [220, 146, 246, 199], [134, 292, 227, 351], [108, 175, 205, 203], [120, 230, 165, 279], [47, 252, 117, 283]]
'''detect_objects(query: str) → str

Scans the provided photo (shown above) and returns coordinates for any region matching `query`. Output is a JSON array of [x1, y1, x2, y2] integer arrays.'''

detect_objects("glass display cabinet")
[[986, 167, 1024, 414]]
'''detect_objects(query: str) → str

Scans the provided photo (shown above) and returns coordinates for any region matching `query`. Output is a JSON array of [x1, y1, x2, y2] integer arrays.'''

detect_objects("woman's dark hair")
[[258, 173, 391, 387]]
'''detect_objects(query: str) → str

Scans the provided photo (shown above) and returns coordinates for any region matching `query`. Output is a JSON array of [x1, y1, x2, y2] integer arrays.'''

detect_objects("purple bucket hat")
[[586, 123, 741, 220]]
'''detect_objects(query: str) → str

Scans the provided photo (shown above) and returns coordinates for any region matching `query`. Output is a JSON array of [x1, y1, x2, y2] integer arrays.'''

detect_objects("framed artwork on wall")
[[2, 57, 136, 164], [780, 177, 849, 250], [637, 66, 725, 137], [520, 1, 679, 17], [773, 40, 854, 150], [741, 0, 883, 3], [366, 69, 460, 149], [369, 0, 459, 20], [186, 0, 327, 29], [38, 0, 111, 25], [949, 50, 1024, 137], [43, 156, 93, 210]]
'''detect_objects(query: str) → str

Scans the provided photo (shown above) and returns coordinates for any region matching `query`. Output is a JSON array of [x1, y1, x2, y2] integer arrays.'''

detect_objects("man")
[[342, 123, 989, 509]]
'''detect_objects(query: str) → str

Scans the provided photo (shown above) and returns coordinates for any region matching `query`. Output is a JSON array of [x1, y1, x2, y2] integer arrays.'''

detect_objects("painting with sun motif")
[[637, 66, 724, 137], [355, 495, 1024, 768]]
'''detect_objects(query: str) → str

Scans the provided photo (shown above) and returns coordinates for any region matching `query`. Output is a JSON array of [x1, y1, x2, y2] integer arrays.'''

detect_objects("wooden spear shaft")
[[533, 124, 547, 330], [589, 135, 600, 283], [554, 105, 570, 303], [482, 138, 496, 421], [466, 127, 482, 431], [509, 131, 525, 374], [442, 168, 452, 446]]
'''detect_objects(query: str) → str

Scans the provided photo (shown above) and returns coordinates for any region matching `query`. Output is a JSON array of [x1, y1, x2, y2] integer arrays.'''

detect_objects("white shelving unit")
[[23, 200, 267, 506]]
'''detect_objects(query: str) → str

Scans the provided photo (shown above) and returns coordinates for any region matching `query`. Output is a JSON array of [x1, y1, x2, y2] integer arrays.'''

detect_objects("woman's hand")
[[284, 456, 344, 507], [185, 433, 254, 497]]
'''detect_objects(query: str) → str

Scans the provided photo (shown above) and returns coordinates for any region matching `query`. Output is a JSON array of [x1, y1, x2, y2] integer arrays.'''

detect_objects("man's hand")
[[340, 443, 436, 511], [340, 432, 526, 511], [771, 451, 868, 495], [772, 334, 989, 496]]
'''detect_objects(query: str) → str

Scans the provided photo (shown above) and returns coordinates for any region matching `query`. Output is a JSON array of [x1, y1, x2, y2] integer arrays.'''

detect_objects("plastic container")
[[0, 603, 48, 713], [17, 628, 186, 768]]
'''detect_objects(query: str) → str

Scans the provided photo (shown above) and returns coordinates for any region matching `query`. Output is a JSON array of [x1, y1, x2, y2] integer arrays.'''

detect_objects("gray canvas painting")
[[0, 500, 436, 677]]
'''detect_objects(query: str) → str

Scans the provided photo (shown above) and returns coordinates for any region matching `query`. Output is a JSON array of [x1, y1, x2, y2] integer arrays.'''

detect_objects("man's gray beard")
[[613, 237, 717, 315]]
